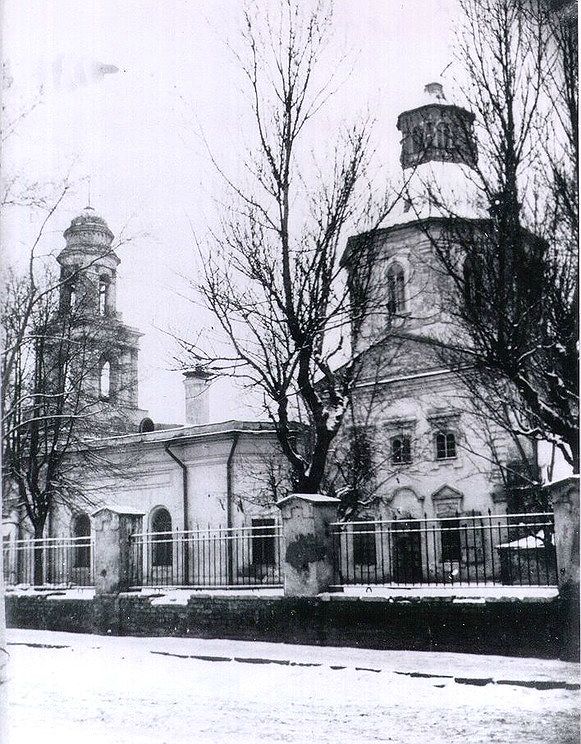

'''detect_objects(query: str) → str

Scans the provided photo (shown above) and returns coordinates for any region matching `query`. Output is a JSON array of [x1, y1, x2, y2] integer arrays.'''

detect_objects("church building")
[[338, 82, 537, 523], [3, 83, 538, 588]]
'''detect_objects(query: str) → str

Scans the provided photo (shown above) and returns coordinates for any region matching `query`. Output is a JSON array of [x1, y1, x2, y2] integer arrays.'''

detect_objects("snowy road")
[[5, 629, 579, 744]]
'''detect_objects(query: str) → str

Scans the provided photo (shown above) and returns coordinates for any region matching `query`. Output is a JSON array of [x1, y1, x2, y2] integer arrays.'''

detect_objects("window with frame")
[[252, 518, 276, 565], [435, 431, 456, 460], [151, 508, 172, 567], [353, 521, 377, 566], [387, 262, 406, 315], [440, 517, 462, 561], [391, 434, 412, 465]]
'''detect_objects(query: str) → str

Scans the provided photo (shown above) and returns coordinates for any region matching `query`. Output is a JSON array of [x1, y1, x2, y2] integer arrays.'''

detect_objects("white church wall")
[[349, 371, 521, 520]]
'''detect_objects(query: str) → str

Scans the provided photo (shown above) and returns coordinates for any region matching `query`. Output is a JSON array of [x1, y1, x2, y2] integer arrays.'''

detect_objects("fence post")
[[546, 475, 579, 661], [276, 494, 340, 597], [92, 508, 145, 595], [547, 476, 580, 593]]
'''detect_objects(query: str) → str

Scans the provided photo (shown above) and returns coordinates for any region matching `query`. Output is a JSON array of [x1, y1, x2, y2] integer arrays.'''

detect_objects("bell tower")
[[56, 206, 147, 433], [397, 81, 477, 170]]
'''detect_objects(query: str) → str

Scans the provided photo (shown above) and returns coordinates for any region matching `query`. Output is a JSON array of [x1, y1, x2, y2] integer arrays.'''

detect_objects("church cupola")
[[397, 82, 477, 170], [58, 206, 120, 317]]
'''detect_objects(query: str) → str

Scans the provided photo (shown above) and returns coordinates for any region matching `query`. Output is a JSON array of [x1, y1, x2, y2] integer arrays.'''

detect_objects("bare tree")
[[181, 1, 400, 494], [412, 0, 578, 473]]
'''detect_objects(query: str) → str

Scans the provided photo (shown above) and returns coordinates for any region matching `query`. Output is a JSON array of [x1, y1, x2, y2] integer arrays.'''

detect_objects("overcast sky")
[[2, 0, 459, 424]]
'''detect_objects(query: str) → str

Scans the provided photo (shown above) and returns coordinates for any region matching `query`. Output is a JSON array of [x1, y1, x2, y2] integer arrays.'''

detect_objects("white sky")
[[2, 0, 458, 424]]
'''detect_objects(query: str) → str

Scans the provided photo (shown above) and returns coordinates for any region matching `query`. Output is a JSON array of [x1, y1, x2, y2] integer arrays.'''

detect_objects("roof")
[[80, 419, 286, 450]]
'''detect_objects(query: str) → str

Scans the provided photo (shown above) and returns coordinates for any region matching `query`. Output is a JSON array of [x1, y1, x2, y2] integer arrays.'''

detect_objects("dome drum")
[[397, 83, 477, 170]]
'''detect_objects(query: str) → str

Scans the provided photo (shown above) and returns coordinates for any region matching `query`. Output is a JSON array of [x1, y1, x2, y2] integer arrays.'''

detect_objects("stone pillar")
[[547, 476, 579, 592], [277, 494, 340, 596], [92, 508, 144, 595], [547, 476, 579, 661]]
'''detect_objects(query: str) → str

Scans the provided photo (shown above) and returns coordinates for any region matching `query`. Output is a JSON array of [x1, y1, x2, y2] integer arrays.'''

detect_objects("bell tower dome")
[[397, 82, 477, 170]]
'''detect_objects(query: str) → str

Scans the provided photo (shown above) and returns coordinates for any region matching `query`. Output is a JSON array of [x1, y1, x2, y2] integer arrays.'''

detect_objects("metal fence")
[[128, 523, 283, 588], [331, 511, 557, 588], [3, 535, 94, 587]]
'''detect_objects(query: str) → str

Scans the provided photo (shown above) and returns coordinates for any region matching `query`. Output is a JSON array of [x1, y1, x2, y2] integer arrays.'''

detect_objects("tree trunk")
[[33, 523, 45, 586]]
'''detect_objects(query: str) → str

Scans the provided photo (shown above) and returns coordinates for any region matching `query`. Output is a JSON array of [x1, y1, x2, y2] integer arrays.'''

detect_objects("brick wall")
[[5, 593, 575, 660]]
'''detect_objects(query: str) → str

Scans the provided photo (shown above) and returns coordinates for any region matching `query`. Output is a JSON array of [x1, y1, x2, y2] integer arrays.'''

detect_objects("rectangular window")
[[252, 518, 276, 565], [391, 435, 412, 464], [435, 431, 456, 460], [353, 522, 377, 566], [440, 518, 462, 561]]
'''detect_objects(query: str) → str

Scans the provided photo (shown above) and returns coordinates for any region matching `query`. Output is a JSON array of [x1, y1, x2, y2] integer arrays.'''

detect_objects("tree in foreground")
[[183, 1, 399, 494], [418, 0, 578, 475]]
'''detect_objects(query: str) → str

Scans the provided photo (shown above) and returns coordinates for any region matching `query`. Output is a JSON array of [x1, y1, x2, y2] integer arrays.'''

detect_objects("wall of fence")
[[128, 524, 283, 588], [3, 524, 284, 591], [332, 512, 557, 588], [3, 536, 93, 588], [1, 502, 569, 595]]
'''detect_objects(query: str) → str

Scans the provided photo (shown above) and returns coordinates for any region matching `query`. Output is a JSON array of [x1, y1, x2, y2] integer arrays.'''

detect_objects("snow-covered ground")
[[4, 629, 579, 744]]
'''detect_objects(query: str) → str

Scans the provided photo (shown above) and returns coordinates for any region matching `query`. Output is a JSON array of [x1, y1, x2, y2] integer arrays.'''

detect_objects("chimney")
[[183, 367, 212, 426]]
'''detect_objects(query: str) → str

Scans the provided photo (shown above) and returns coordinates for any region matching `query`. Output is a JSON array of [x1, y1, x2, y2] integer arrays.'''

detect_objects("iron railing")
[[3, 535, 94, 587], [128, 523, 283, 588], [331, 511, 557, 587]]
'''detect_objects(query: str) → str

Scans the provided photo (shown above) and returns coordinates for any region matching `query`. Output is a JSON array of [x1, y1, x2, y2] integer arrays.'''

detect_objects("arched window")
[[387, 262, 406, 315], [99, 360, 111, 400], [72, 513, 91, 568], [69, 284, 76, 311], [435, 431, 457, 460], [151, 508, 172, 567], [139, 417, 155, 433], [98, 276, 109, 316]]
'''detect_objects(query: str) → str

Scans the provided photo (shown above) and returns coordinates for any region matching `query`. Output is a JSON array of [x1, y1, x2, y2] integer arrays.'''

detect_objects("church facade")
[[336, 82, 537, 523]]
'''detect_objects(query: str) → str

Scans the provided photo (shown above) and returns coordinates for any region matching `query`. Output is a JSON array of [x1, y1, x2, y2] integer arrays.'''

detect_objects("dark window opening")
[[252, 518, 276, 565], [387, 263, 406, 315], [139, 417, 155, 433], [412, 126, 423, 152], [353, 522, 376, 566], [98, 276, 109, 315], [152, 508, 172, 566], [391, 435, 412, 465], [436, 431, 456, 460], [72, 513, 91, 568], [440, 518, 462, 561], [436, 121, 453, 151]]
